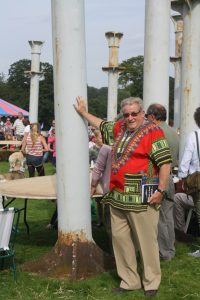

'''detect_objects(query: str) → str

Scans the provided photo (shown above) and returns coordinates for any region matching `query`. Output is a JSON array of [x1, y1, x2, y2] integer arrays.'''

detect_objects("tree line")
[[0, 56, 174, 129]]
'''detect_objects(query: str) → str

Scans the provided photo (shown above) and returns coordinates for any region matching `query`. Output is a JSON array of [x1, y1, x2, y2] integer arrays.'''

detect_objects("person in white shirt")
[[23, 118, 30, 135], [13, 112, 25, 140], [178, 107, 200, 256]]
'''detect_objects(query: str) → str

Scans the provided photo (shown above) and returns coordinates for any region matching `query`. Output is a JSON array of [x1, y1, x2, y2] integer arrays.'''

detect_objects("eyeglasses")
[[123, 110, 141, 119]]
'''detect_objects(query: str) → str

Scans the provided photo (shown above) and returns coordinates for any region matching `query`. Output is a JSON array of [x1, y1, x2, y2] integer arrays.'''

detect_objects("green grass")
[[0, 161, 200, 299]]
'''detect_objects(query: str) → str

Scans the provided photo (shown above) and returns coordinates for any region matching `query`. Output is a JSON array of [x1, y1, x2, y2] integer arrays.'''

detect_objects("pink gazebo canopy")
[[0, 98, 29, 117]]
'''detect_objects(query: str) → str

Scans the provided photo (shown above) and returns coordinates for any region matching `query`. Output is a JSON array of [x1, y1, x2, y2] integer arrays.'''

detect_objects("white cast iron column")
[[172, 1, 200, 158], [27, 41, 44, 123], [143, 0, 171, 112], [102, 32, 124, 121], [51, 0, 92, 240], [170, 14, 183, 130]]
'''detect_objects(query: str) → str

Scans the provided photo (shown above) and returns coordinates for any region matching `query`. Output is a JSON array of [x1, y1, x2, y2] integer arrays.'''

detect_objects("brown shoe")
[[144, 290, 157, 297], [112, 287, 130, 293]]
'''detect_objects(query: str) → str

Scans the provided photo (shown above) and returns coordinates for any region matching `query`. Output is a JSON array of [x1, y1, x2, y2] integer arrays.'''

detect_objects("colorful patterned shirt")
[[100, 119, 172, 212]]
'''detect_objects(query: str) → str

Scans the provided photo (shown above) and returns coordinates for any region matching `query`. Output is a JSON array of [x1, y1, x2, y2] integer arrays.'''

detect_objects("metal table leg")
[[24, 199, 29, 235]]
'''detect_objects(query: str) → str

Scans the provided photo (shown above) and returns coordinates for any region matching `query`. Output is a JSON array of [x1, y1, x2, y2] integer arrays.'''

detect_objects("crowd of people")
[[75, 95, 200, 297], [0, 112, 26, 141], [0, 114, 57, 228], [0, 113, 56, 165]]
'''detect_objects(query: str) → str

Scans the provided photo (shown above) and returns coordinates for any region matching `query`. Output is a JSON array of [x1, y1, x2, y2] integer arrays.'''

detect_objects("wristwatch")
[[157, 188, 166, 196]]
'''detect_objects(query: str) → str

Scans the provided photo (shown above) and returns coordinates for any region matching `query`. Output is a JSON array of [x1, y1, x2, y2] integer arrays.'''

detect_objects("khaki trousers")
[[110, 205, 161, 291]]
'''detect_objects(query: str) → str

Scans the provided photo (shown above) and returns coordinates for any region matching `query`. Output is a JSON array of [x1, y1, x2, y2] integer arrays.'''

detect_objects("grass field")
[[0, 162, 200, 299]]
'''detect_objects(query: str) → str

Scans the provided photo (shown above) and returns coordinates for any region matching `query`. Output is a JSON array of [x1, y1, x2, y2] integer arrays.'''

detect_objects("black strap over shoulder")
[[195, 131, 200, 163]]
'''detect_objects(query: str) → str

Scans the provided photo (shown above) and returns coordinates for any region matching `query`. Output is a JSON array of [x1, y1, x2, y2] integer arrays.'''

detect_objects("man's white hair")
[[120, 97, 143, 113]]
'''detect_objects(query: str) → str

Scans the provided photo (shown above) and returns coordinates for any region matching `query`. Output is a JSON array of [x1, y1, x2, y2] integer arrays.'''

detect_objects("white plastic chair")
[[0, 207, 15, 250], [0, 207, 20, 281]]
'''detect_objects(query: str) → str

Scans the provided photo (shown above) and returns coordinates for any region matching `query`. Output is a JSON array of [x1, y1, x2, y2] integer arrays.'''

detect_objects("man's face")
[[122, 103, 145, 131]]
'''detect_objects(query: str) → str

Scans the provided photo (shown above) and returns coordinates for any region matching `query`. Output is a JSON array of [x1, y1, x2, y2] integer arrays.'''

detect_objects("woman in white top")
[[21, 123, 48, 177]]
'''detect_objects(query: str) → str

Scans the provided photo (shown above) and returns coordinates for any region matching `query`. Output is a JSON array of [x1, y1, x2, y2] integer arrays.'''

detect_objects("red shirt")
[[100, 119, 172, 211]]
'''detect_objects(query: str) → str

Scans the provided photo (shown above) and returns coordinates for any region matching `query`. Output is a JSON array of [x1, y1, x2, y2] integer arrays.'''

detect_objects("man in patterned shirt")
[[75, 96, 172, 297]]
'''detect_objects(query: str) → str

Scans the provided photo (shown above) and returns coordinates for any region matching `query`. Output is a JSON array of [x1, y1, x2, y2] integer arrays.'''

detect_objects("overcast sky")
[[0, 0, 176, 88]]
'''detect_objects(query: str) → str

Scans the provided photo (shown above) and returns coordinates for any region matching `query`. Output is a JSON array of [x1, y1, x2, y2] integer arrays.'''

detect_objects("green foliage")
[[119, 55, 175, 121], [37, 62, 54, 128], [8, 59, 31, 89], [119, 55, 144, 99], [0, 83, 9, 99], [87, 86, 108, 119], [6, 59, 30, 111], [0, 59, 54, 129], [0, 72, 7, 83], [0, 72, 12, 102]]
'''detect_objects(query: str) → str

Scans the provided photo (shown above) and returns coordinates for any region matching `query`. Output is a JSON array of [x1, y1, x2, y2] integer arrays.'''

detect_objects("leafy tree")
[[37, 62, 54, 128], [118, 55, 175, 122], [1, 59, 54, 129], [87, 86, 107, 119], [87, 56, 145, 118], [119, 55, 144, 99], [0, 72, 6, 83], [6, 59, 31, 111], [8, 59, 30, 88], [0, 73, 9, 100]]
